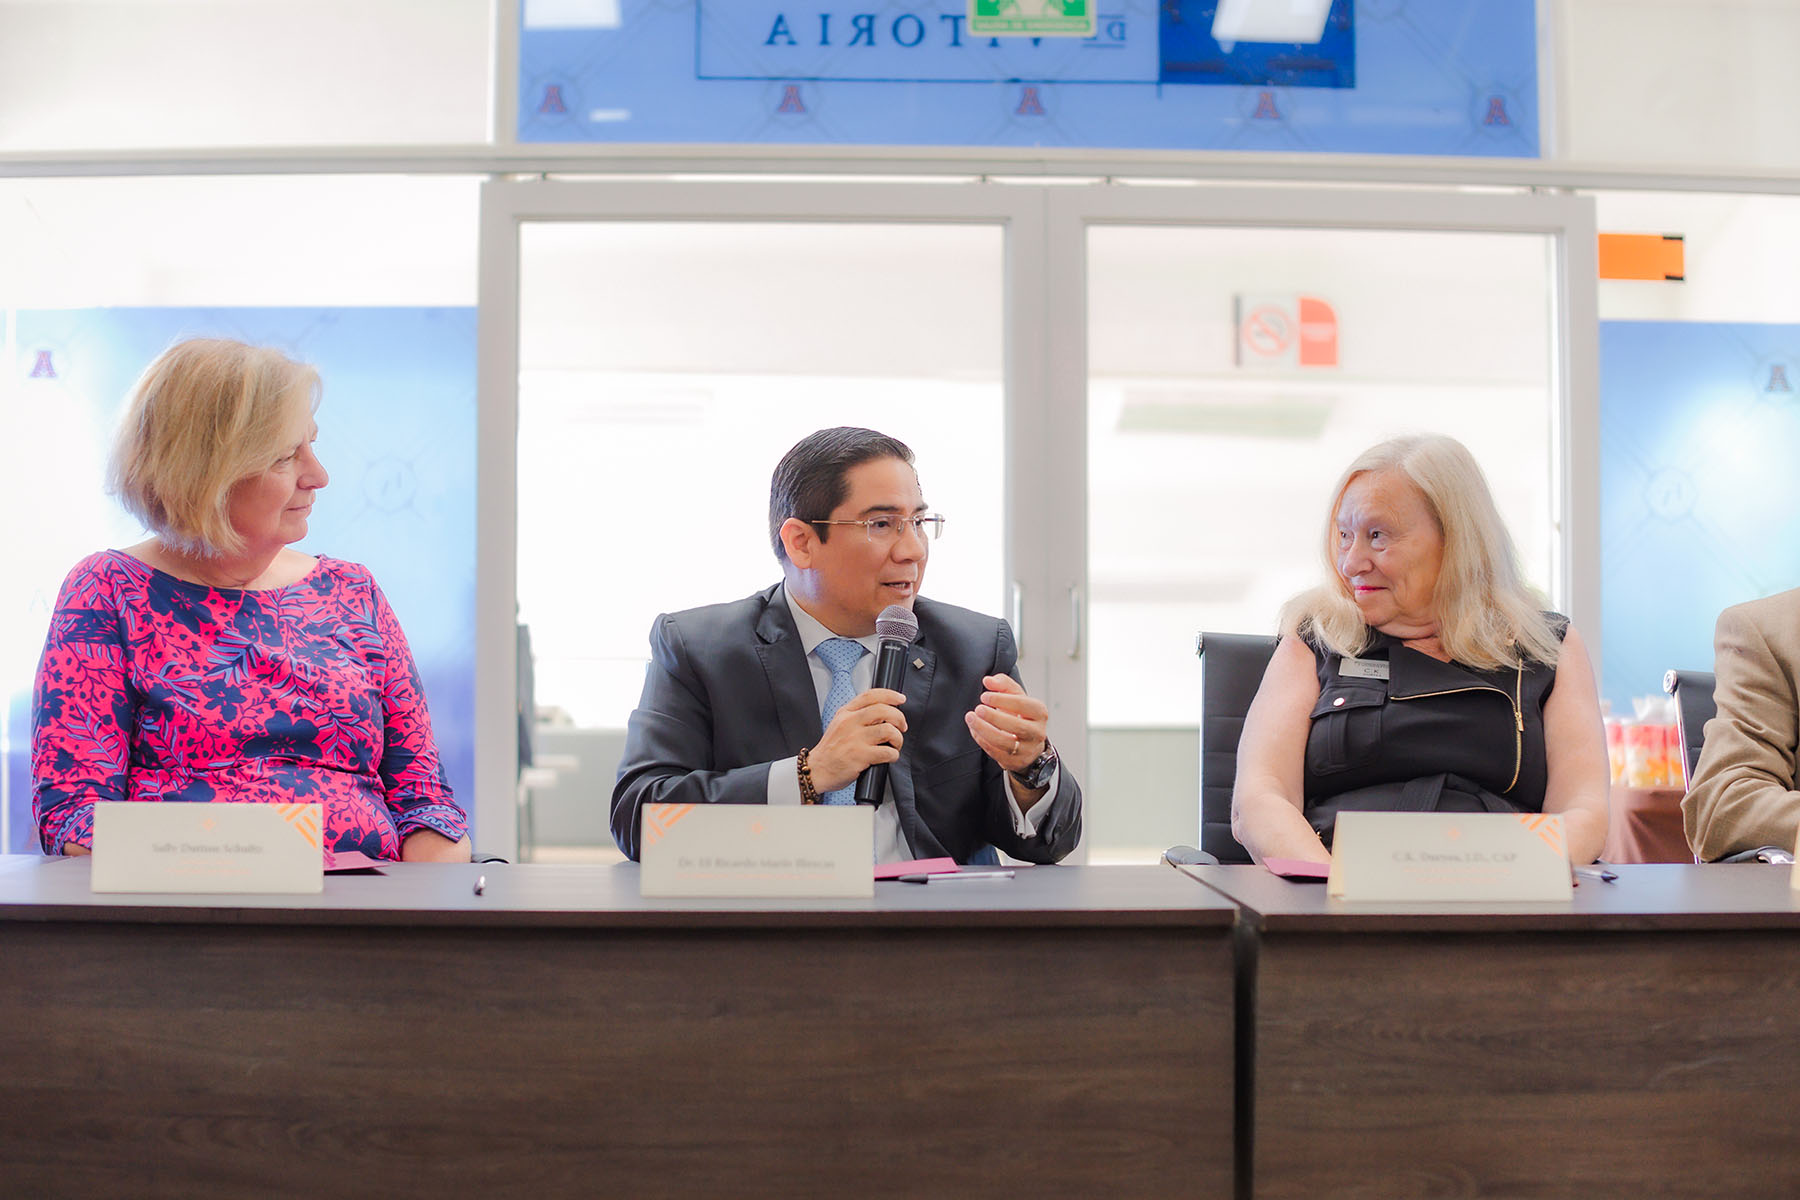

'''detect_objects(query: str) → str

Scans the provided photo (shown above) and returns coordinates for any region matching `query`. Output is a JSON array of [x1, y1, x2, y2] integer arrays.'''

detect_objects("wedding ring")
[[1012, 735, 1021, 755]]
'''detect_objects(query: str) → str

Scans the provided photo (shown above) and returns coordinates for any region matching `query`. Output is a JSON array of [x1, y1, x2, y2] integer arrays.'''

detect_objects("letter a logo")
[[777, 85, 806, 114], [1483, 96, 1511, 126], [1769, 364, 1792, 393], [1252, 91, 1281, 120], [28, 350, 56, 379], [1017, 86, 1046, 116], [538, 85, 568, 115]]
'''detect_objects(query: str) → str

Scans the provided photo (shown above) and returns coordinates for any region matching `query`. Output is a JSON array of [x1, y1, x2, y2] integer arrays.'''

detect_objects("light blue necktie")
[[815, 637, 868, 806]]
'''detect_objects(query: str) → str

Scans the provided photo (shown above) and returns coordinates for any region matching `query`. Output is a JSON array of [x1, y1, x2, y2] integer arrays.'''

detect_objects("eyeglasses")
[[808, 514, 946, 545]]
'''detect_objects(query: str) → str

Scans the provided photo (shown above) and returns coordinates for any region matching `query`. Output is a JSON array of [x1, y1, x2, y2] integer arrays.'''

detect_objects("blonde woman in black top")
[[1232, 434, 1609, 865]]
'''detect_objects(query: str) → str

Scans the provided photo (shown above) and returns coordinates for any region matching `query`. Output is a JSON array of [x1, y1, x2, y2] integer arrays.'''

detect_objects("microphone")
[[855, 603, 919, 805]]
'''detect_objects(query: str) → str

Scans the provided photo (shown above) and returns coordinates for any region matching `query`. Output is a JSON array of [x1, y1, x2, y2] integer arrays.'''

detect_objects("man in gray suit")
[[611, 427, 1081, 864]]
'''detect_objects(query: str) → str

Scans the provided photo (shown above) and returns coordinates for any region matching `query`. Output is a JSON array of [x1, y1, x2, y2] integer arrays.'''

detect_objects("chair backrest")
[[1662, 669, 1717, 790], [1196, 631, 1279, 864]]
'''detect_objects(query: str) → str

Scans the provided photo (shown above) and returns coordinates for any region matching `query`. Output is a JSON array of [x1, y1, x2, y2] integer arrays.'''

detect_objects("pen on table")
[[1574, 866, 1618, 884], [898, 869, 1016, 884], [473, 874, 487, 897]]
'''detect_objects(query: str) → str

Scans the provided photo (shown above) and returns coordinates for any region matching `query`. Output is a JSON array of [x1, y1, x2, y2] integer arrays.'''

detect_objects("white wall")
[[1593, 193, 1800, 322], [0, 0, 491, 150], [0, 176, 479, 306], [1555, 0, 1800, 171]]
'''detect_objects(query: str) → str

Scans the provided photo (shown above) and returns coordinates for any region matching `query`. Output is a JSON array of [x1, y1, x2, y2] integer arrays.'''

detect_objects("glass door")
[[477, 180, 1047, 860], [1045, 186, 1599, 863]]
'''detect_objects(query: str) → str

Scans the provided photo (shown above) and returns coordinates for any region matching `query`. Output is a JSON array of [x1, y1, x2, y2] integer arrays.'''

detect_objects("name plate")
[[1327, 811, 1572, 902], [640, 803, 873, 899], [91, 802, 324, 894]]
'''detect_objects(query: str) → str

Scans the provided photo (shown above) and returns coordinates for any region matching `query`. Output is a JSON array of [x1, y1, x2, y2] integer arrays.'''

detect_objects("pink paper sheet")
[[324, 849, 383, 873], [874, 856, 958, 880], [1264, 856, 1330, 880]]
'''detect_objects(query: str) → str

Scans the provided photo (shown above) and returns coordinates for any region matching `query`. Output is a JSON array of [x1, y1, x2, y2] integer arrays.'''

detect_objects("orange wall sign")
[[1598, 233, 1685, 281]]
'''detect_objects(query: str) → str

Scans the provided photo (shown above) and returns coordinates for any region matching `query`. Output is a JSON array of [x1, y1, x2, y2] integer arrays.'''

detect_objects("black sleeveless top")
[[1301, 616, 1566, 846]]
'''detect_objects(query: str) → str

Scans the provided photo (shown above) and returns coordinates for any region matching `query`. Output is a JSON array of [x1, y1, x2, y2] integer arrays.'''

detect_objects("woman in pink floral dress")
[[32, 338, 470, 861]]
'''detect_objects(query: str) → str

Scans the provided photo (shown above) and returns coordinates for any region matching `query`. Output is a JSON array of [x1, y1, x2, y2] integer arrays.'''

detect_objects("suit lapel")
[[904, 632, 937, 711], [754, 589, 822, 752], [892, 626, 942, 858]]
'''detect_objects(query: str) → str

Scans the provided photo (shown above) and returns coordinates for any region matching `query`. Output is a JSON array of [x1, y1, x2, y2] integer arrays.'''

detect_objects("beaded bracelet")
[[796, 746, 820, 805]]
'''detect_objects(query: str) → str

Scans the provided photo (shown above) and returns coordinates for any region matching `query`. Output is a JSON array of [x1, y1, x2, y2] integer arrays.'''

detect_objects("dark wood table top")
[[1179, 861, 1800, 932], [0, 856, 1235, 931]]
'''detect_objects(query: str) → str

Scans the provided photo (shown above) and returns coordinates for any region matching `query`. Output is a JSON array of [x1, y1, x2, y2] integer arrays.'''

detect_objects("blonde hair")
[[1279, 434, 1560, 671], [108, 338, 319, 558]]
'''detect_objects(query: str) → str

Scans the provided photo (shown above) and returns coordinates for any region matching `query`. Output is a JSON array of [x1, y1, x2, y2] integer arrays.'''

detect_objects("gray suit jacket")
[[1684, 589, 1800, 860], [610, 585, 1083, 863]]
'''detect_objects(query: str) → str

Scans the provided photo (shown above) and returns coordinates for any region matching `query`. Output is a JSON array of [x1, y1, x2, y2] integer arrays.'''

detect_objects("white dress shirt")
[[765, 585, 1054, 863]]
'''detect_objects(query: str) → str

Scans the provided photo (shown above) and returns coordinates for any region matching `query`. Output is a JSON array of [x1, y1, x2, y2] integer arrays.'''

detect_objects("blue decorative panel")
[[1599, 320, 1800, 711]]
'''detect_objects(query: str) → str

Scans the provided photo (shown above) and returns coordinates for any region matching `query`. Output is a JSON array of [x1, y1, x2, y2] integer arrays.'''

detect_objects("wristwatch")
[[1009, 742, 1059, 791]]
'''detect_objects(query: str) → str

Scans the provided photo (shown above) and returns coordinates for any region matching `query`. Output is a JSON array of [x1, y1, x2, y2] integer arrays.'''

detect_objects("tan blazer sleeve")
[[1682, 599, 1800, 860]]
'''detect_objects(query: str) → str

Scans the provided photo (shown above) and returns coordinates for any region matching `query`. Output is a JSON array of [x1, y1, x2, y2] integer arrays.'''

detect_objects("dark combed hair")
[[768, 427, 915, 563]]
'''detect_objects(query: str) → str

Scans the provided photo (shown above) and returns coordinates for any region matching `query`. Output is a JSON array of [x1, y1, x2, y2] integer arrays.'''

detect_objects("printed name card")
[[1327, 811, 1573, 902], [90, 802, 324, 894], [640, 803, 874, 898]]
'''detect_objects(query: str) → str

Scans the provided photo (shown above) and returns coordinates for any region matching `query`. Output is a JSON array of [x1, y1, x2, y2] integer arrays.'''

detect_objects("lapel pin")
[[912, 657, 925, 670]]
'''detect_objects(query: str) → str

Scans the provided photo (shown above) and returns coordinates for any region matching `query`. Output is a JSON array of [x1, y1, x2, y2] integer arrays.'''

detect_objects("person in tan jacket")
[[1683, 589, 1800, 861]]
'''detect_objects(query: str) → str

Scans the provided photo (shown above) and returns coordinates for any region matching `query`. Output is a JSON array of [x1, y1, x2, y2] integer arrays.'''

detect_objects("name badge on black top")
[[1338, 656, 1390, 681]]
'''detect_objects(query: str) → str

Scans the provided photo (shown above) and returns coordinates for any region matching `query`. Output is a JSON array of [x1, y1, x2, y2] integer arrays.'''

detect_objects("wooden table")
[[1183, 863, 1800, 1200], [0, 858, 1236, 1200]]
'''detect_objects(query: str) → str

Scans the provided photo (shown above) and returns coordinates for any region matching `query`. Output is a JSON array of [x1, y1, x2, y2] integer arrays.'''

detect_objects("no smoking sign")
[[1235, 294, 1338, 369]]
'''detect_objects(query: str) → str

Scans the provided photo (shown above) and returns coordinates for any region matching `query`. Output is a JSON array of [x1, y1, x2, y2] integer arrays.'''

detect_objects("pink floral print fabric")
[[32, 551, 467, 859]]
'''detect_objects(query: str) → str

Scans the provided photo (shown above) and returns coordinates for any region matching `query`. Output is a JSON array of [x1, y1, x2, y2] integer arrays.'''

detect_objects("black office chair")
[[1661, 668, 1715, 789], [1661, 667, 1792, 865], [1187, 631, 1279, 865]]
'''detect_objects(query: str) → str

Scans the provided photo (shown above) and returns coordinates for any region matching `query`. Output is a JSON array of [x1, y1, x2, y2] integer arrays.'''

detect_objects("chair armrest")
[[1713, 846, 1795, 864]]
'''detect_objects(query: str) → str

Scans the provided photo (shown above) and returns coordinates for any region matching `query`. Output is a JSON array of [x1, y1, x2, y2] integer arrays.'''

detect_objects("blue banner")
[[519, 0, 1537, 156]]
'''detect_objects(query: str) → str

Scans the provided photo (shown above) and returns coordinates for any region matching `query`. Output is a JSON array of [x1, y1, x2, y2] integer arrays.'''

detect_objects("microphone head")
[[874, 604, 919, 644]]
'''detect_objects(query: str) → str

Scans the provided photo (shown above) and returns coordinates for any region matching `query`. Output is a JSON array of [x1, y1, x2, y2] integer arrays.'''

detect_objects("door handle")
[[1067, 585, 1082, 660]]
